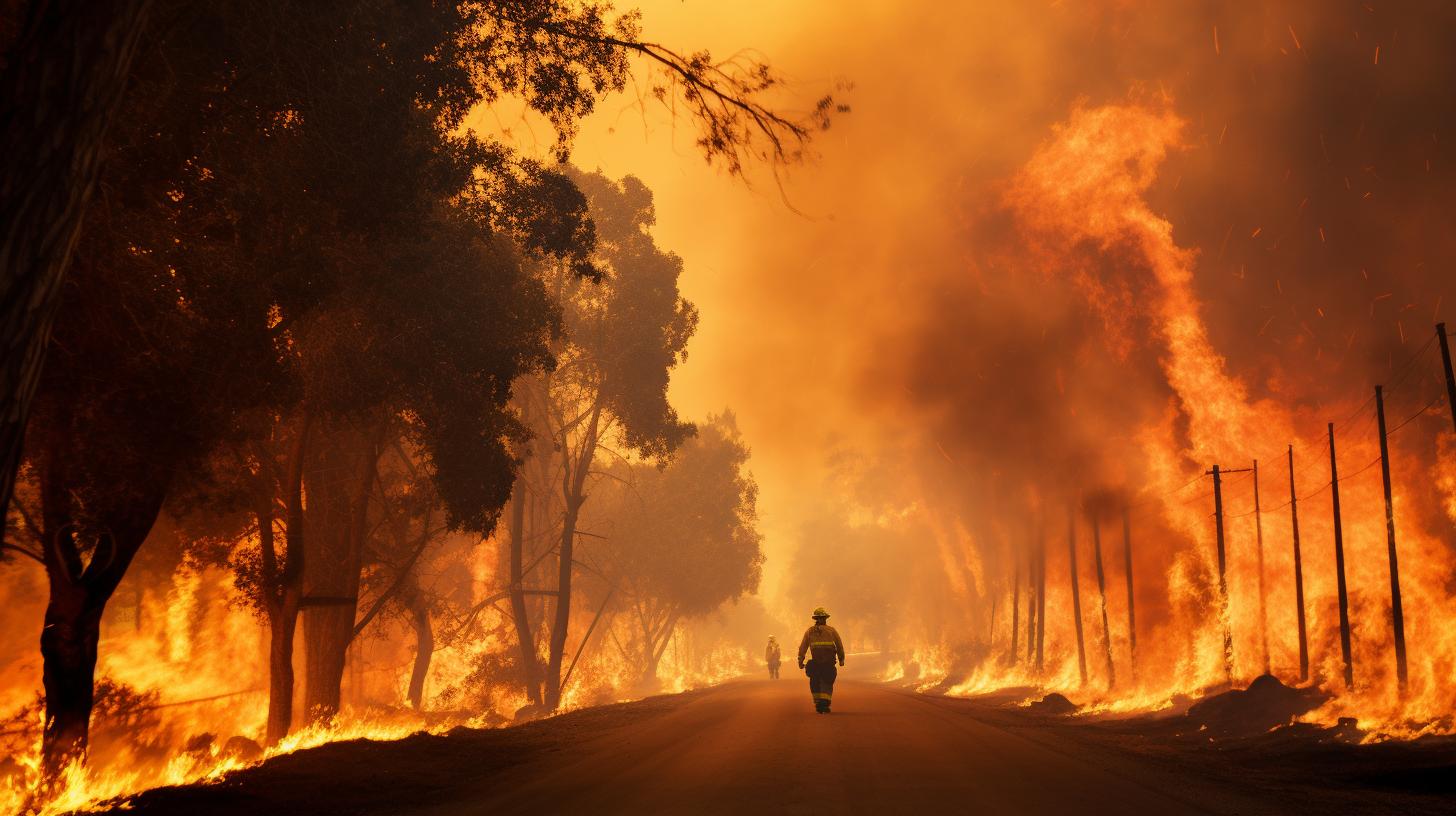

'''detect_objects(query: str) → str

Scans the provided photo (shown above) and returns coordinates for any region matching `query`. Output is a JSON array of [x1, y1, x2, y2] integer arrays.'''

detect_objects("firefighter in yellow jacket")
[[797, 607, 845, 713], [765, 636, 782, 679]]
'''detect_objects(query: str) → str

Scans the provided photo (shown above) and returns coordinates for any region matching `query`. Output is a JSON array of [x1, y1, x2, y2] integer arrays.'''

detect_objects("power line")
[[1387, 394, 1447, 436], [1118, 326, 1443, 527]]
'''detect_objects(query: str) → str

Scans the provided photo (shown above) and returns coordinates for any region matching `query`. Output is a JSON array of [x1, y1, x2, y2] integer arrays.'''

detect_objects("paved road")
[[415, 678, 1267, 815]]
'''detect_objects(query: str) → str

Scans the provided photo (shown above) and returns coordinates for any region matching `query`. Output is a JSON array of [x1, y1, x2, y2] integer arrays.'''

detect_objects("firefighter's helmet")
[[812, 607, 830, 620]]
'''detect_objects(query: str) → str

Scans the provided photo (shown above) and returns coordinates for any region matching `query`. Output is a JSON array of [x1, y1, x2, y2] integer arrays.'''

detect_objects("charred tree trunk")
[[0, 0, 153, 533], [1034, 520, 1046, 674], [260, 412, 312, 746], [1067, 505, 1088, 686], [1090, 515, 1115, 689], [544, 402, 601, 711], [38, 580, 104, 775], [302, 422, 382, 724], [37, 425, 166, 775], [405, 583, 433, 710], [1009, 540, 1021, 664], [508, 482, 542, 705]]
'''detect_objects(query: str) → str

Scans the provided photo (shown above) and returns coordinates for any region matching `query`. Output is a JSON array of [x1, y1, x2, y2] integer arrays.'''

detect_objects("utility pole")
[[1122, 506, 1137, 681], [1207, 464, 1248, 685], [1035, 521, 1046, 674], [1439, 323, 1456, 433], [1026, 539, 1037, 665], [1329, 422, 1354, 690], [1091, 513, 1116, 689], [1288, 445, 1309, 682], [1011, 537, 1021, 664], [1374, 386, 1409, 694], [1068, 504, 1088, 686], [1253, 460, 1270, 676]]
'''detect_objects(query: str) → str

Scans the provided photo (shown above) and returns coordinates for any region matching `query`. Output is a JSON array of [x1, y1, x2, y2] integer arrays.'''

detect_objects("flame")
[[0, 546, 758, 814], [905, 96, 1456, 739]]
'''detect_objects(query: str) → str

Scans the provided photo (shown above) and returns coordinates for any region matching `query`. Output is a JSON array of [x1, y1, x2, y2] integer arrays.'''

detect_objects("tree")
[[17, 135, 282, 774], [5, 0, 842, 782], [515, 169, 698, 710], [0, 0, 154, 534], [0, 0, 844, 547], [589, 413, 764, 684]]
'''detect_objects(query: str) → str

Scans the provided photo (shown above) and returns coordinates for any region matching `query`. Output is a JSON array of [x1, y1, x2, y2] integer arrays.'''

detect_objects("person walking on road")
[[797, 607, 845, 713], [765, 636, 782, 679]]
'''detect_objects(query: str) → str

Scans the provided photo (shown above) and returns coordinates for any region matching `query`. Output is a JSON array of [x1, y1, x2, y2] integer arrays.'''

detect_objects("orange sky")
[[469, 0, 1456, 618], [474, 0, 876, 607]]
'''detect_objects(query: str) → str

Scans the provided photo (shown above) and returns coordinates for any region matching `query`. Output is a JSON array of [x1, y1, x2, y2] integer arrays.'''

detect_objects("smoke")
[[563, 0, 1456, 718]]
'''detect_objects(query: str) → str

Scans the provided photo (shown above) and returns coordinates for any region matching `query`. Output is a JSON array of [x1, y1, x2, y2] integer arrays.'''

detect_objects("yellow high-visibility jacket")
[[766, 642, 781, 664], [797, 624, 845, 665]]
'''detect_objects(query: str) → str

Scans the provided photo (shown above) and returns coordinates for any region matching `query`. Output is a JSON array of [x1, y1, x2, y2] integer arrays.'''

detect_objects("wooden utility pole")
[[1207, 464, 1247, 684], [1374, 386, 1409, 693], [1091, 513, 1116, 689], [1253, 460, 1270, 676], [1067, 505, 1088, 686], [1026, 538, 1037, 666], [1329, 422, 1354, 690], [1122, 507, 1137, 680], [1439, 323, 1456, 433], [1034, 523, 1046, 674], [1287, 445, 1309, 682], [1010, 538, 1021, 663]]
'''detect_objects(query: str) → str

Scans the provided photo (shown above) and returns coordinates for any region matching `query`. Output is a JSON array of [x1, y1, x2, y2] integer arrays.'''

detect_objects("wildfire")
[[0, 555, 756, 814], [900, 95, 1456, 741]]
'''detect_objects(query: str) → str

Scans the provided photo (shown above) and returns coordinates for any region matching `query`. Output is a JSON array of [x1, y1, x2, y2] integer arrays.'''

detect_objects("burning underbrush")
[[0, 562, 755, 815]]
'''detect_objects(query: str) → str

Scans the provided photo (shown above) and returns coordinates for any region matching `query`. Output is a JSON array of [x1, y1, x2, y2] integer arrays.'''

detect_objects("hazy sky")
[[471, 0, 1456, 618]]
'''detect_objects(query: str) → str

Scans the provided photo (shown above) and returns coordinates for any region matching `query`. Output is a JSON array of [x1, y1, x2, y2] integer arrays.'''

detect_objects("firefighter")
[[797, 607, 845, 713], [765, 636, 782, 679]]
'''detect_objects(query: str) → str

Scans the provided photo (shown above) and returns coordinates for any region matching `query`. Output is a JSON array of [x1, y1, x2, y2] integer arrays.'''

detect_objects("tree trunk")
[[543, 402, 601, 710], [302, 423, 381, 724], [264, 601, 298, 745], [543, 499, 579, 709], [36, 433, 165, 776], [38, 583, 103, 775], [405, 587, 432, 711], [259, 412, 312, 745], [0, 0, 153, 536], [507, 482, 542, 705], [643, 610, 680, 683]]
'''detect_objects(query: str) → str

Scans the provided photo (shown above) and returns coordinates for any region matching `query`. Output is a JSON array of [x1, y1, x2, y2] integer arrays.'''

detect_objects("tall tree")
[[588, 414, 763, 684], [0, 0, 154, 533], [7, 0, 840, 780], [526, 169, 698, 710]]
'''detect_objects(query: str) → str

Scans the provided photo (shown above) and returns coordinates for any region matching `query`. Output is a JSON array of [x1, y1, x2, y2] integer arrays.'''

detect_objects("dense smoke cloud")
[[569, 0, 1456, 706]]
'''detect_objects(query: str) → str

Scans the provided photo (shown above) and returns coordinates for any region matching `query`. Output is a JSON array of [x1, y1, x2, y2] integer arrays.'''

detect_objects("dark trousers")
[[806, 659, 837, 709]]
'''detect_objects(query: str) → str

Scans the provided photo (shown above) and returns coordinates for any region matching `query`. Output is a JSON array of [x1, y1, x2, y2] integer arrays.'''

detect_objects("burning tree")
[[2, 0, 839, 791]]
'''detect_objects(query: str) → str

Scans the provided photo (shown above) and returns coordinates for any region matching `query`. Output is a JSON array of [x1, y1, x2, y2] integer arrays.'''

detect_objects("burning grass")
[[0, 562, 753, 815]]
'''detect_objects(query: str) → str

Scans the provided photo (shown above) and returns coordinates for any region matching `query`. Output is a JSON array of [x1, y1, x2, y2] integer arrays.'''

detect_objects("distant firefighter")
[[765, 636, 782, 679], [797, 607, 845, 713]]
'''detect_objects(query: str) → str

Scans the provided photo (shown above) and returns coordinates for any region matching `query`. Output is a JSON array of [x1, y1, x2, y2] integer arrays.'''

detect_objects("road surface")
[[443, 679, 1255, 815], [118, 678, 1449, 815]]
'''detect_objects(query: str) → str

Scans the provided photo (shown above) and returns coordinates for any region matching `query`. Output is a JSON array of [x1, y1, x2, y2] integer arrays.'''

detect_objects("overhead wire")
[[1126, 330, 1448, 525]]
